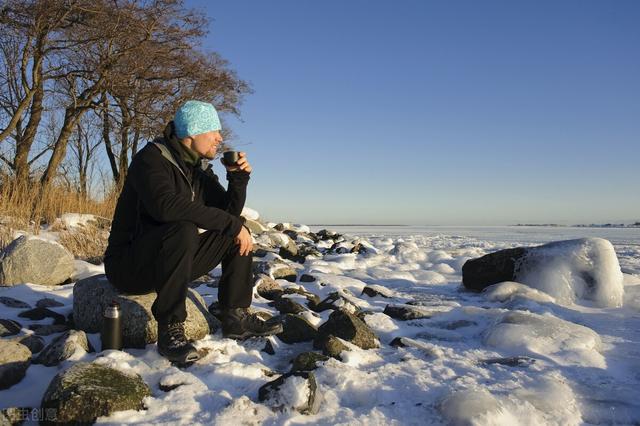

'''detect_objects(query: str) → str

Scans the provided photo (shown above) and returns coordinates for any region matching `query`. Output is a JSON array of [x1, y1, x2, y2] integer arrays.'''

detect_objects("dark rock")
[[272, 298, 306, 315], [159, 382, 184, 392], [279, 247, 306, 264], [274, 223, 285, 231], [299, 274, 316, 283], [29, 323, 70, 336], [291, 352, 329, 372], [462, 247, 526, 291], [41, 362, 151, 424], [361, 285, 392, 298], [35, 297, 65, 308], [390, 337, 408, 348], [258, 371, 320, 415], [316, 334, 351, 359], [329, 242, 350, 254], [17, 307, 66, 325], [256, 275, 284, 300], [316, 309, 379, 349], [317, 229, 342, 241], [383, 304, 432, 321], [297, 244, 322, 259], [277, 314, 318, 344], [0, 319, 22, 337], [207, 301, 221, 318], [13, 334, 45, 354], [481, 356, 536, 367], [65, 312, 74, 329], [309, 292, 341, 313], [254, 248, 270, 258], [34, 330, 92, 367], [271, 265, 298, 282], [262, 339, 276, 355], [0, 296, 31, 309], [0, 340, 31, 390], [350, 243, 368, 254], [282, 287, 321, 308], [355, 310, 376, 321], [283, 230, 298, 240]]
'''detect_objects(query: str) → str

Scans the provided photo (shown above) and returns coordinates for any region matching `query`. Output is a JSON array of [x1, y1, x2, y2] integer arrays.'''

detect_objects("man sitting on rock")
[[104, 100, 282, 364]]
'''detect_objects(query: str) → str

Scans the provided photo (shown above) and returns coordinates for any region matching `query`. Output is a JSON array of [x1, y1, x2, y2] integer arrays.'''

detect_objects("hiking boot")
[[157, 321, 201, 363], [221, 308, 283, 340]]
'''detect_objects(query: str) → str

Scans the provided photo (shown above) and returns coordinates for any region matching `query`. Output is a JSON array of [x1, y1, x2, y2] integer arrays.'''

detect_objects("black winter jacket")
[[104, 126, 249, 260]]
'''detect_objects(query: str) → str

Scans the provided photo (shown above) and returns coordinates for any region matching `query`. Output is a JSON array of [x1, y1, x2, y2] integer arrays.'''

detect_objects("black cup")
[[223, 151, 239, 166]]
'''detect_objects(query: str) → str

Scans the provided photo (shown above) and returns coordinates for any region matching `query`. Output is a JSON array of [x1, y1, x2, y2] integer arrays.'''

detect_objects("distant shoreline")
[[307, 224, 640, 228]]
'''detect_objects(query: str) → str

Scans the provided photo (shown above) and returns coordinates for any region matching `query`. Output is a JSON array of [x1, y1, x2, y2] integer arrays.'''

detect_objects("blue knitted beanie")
[[173, 100, 222, 138]]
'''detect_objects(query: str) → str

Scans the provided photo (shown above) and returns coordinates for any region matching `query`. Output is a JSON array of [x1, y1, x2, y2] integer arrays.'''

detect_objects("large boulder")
[[41, 362, 151, 424], [0, 339, 31, 390], [0, 235, 74, 286], [316, 309, 379, 350], [258, 371, 321, 415], [462, 238, 624, 307], [73, 274, 219, 348]]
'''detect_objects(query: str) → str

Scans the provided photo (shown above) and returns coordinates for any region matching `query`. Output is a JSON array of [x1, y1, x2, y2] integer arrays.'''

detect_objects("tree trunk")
[[40, 108, 81, 190], [102, 98, 120, 184], [14, 74, 44, 187]]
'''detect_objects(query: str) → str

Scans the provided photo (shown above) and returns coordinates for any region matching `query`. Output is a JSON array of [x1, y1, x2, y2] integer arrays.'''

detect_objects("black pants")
[[104, 221, 253, 324]]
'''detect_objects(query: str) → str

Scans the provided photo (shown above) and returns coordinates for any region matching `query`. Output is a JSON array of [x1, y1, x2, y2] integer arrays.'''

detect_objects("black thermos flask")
[[101, 300, 123, 351]]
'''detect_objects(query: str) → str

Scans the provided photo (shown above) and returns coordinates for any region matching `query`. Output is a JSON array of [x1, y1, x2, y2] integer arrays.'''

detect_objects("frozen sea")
[[1, 221, 639, 425]]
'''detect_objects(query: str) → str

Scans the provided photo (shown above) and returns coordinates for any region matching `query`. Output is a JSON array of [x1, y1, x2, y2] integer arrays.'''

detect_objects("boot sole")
[[223, 327, 283, 340], [158, 348, 201, 364]]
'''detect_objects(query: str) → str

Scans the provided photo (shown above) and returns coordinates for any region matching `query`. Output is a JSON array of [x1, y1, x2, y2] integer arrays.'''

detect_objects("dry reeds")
[[0, 176, 117, 234], [57, 223, 110, 264]]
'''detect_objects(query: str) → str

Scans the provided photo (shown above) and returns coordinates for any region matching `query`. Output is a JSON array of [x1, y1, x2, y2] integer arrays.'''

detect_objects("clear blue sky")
[[186, 0, 639, 225]]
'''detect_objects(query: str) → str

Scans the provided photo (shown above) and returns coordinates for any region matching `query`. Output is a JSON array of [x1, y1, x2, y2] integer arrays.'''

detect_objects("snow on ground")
[[2, 226, 640, 424]]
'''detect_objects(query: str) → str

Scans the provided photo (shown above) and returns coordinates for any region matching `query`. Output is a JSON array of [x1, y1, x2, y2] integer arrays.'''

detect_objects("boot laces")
[[245, 312, 268, 329], [166, 322, 188, 347]]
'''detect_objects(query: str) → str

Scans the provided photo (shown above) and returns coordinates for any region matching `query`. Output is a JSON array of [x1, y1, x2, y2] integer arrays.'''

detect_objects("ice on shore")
[[483, 311, 605, 368], [515, 238, 624, 307]]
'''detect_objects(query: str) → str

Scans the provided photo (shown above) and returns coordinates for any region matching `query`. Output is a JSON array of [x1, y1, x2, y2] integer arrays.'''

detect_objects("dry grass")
[[57, 223, 110, 264], [0, 177, 117, 233], [0, 224, 16, 253]]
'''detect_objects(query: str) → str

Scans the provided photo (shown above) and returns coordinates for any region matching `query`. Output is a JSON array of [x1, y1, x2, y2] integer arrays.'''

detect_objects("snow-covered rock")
[[482, 281, 556, 304], [41, 362, 151, 423], [483, 310, 604, 367], [464, 238, 624, 307], [34, 330, 92, 367], [258, 371, 321, 414], [439, 389, 516, 426], [240, 207, 260, 221], [0, 235, 75, 286]]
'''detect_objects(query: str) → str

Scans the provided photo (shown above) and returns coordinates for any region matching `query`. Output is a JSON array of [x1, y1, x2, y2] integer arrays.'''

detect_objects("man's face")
[[188, 130, 223, 160]]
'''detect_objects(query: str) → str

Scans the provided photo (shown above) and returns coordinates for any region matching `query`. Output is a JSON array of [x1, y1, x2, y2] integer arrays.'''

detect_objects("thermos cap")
[[104, 301, 120, 319]]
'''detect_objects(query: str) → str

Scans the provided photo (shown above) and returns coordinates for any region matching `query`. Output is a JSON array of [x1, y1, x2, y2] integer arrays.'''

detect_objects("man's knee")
[[164, 221, 199, 250]]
